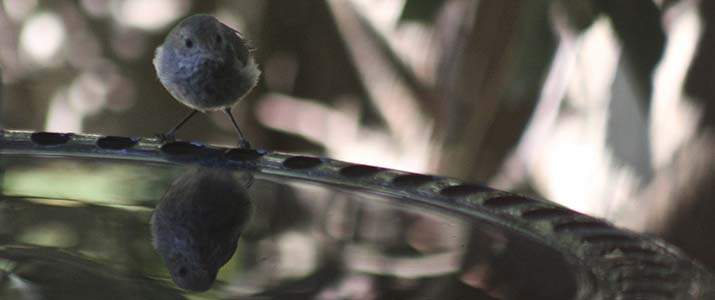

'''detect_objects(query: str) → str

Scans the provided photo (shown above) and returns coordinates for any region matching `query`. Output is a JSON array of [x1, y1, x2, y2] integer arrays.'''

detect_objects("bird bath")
[[0, 130, 713, 299]]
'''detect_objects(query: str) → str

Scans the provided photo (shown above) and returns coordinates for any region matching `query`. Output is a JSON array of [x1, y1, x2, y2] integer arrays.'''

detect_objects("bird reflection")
[[150, 167, 253, 292]]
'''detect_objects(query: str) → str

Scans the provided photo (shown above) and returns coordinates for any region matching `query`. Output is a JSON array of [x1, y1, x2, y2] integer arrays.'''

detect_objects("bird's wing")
[[221, 24, 254, 66]]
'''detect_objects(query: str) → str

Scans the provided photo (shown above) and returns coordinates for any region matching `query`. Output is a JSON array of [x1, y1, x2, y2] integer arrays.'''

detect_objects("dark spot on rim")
[[483, 195, 533, 208], [440, 184, 492, 197], [283, 156, 322, 169], [225, 148, 266, 161], [580, 232, 634, 243], [521, 207, 573, 220], [553, 220, 611, 232], [160, 141, 205, 155], [97, 136, 138, 150], [392, 174, 435, 187], [610, 246, 659, 256], [339, 165, 382, 178], [30, 132, 72, 145]]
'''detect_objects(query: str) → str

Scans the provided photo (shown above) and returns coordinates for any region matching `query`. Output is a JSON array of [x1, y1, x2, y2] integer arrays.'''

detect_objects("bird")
[[150, 167, 253, 291], [153, 14, 260, 148]]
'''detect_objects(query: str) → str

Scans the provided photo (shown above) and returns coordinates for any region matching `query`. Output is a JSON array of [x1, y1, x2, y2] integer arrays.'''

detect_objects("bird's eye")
[[178, 266, 188, 277], [215, 34, 222, 44], [185, 39, 194, 48]]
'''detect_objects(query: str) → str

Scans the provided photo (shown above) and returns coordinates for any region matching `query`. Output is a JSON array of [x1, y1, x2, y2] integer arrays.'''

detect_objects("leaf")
[[399, 0, 447, 23]]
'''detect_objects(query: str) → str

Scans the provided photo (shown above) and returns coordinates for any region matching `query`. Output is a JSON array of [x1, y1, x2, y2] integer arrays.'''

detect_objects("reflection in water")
[[0, 157, 583, 299], [0, 246, 185, 300], [151, 167, 253, 291]]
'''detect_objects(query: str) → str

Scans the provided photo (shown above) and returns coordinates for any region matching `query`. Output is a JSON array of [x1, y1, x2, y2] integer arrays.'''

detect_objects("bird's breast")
[[156, 47, 257, 111], [163, 55, 239, 110]]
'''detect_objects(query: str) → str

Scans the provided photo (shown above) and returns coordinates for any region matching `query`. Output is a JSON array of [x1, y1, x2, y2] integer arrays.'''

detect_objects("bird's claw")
[[238, 139, 252, 149], [156, 132, 177, 143]]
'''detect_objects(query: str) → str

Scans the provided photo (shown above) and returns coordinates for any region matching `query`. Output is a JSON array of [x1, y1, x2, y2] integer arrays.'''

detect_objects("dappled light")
[[20, 12, 65, 66], [1, 0, 715, 297]]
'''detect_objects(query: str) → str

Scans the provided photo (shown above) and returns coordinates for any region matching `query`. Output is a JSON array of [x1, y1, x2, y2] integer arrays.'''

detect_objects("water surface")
[[0, 155, 577, 299]]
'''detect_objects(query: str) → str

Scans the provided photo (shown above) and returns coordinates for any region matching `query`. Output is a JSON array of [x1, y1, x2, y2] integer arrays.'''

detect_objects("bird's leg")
[[158, 110, 198, 142], [224, 108, 251, 149]]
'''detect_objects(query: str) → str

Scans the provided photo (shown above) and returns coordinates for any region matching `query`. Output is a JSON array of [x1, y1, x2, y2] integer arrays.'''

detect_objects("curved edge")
[[1, 129, 713, 299]]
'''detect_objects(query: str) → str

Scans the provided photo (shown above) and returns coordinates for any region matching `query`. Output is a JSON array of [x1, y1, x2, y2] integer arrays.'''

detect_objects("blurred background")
[[0, 0, 713, 272]]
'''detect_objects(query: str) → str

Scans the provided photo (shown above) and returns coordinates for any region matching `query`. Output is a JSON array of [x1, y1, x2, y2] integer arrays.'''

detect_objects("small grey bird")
[[150, 167, 253, 292], [154, 14, 260, 148]]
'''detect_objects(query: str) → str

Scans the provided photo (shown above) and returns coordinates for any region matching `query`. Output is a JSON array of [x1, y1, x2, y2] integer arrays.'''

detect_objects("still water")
[[0, 155, 578, 300]]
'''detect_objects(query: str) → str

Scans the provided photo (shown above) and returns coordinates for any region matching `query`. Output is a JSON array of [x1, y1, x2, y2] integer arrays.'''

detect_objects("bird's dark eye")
[[184, 39, 194, 48], [215, 34, 222, 44], [178, 267, 188, 277]]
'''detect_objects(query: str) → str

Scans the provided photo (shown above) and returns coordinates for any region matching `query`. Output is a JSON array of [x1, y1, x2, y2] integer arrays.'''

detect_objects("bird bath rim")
[[0, 129, 713, 299]]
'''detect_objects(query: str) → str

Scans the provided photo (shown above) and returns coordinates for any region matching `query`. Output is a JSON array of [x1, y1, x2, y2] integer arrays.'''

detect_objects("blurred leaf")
[[685, 0, 715, 125], [399, 0, 447, 23], [555, 0, 599, 32], [596, 0, 665, 112], [505, 0, 556, 103]]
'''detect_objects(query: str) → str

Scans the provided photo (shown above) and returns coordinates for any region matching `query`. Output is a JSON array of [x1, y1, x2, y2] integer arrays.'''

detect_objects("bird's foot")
[[156, 132, 177, 143], [238, 139, 252, 149]]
